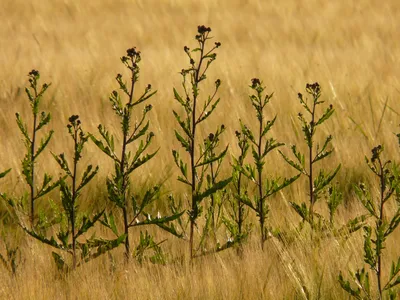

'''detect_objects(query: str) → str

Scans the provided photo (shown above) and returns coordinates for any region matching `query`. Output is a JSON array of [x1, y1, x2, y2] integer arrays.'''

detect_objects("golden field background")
[[1, 0, 400, 299]]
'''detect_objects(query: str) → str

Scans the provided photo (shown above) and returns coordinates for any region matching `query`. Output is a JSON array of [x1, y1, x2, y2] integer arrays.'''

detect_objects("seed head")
[[126, 47, 138, 58], [197, 25, 211, 34], [251, 78, 261, 88], [29, 69, 39, 77], [297, 93, 303, 100], [235, 130, 241, 138], [306, 82, 321, 96]]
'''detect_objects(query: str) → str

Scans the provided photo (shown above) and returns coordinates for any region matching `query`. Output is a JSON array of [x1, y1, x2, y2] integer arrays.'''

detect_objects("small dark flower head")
[[371, 145, 383, 162], [184, 46, 190, 53], [208, 133, 215, 141], [251, 78, 261, 88], [68, 115, 80, 127], [328, 187, 333, 195], [306, 82, 321, 96], [215, 42, 221, 48], [29, 69, 39, 77], [42, 83, 49, 89], [198, 25, 211, 34], [221, 124, 225, 130], [127, 47, 138, 58], [330, 104, 333, 109], [297, 93, 303, 100], [190, 58, 195, 65], [215, 79, 221, 88], [146, 84, 152, 92], [145, 104, 153, 112], [112, 90, 118, 97], [116, 74, 122, 80], [121, 56, 129, 63], [235, 130, 241, 138]]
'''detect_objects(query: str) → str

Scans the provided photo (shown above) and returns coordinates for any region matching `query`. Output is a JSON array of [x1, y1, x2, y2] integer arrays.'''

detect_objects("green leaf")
[[133, 90, 157, 107], [77, 165, 99, 193], [0, 169, 11, 179], [197, 98, 220, 124], [175, 130, 191, 152], [194, 177, 232, 203], [196, 145, 228, 168], [127, 121, 150, 144], [82, 234, 126, 263], [265, 174, 301, 198], [278, 150, 304, 173], [314, 164, 341, 195], [315, 106, 334, 126], [338, 272, 362, 299], [173, 88, 186, 107], [52, 252, 67, 271], [128, 150, 158, 174], [23, 227, 63, 250], [75, 210, 105, 238], [173, 110, 192, 139], [290, 202, 309, 223], [15, 113, 31, 143], [261, 116, 277, 137], [100, 213, 119, 237], [34, 130, 54, 159], [36, 112, 51, 131], [90, 134, 120, 162]]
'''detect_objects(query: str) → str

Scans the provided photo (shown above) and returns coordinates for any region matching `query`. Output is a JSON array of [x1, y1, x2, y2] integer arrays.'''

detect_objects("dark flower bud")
[[235, 131, 241, 138], [215, 42, 221, 48], [215, 79, 221, 88], [29, 69, 39, 77], [198, 25, 211, 34], [42, 83, 48, 89], [329, 104, 333, 109], [112, 90, 118, 97], [69, 115, 79, 124], [184, 46, 190, 53], [208, 133, 215, 141], [298, 93, 303, 100], [146, 84, 152, 91], [251, 78, 261, 88], [190, 58, 195, 65], [127, 47, 138, 58], [221, 124, 225, 130]]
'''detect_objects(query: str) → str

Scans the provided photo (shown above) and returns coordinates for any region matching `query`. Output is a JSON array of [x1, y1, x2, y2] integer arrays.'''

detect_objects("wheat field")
[[1, 0, 400, 299]]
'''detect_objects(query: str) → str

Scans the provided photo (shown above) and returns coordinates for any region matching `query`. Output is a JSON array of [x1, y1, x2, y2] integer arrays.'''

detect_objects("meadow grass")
[[1, 0, 400, 299]]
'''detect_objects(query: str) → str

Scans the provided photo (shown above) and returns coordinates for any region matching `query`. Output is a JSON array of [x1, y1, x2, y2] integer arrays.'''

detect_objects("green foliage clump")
[[172, 25, 232, 259], [91, 47, 183, 262], [236, 78, 299, 249], [339, 145, 400, 299]]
